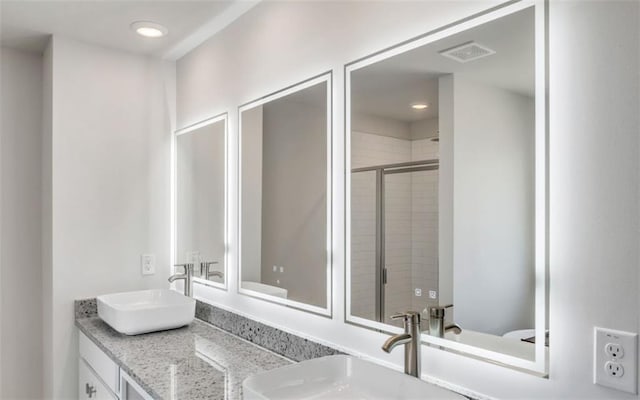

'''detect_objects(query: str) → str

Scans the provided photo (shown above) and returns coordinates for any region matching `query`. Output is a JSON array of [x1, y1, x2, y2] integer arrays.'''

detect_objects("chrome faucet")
[[168, 263, 194, 297], [382, 311, 421, 378], [428, 304, 462, 337], [200, 261, 224, 280]]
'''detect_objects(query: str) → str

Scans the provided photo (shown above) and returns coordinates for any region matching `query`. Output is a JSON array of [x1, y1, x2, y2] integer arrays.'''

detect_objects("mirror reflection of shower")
[[348, 7, 540, 365], [350, 85, 440, 327]]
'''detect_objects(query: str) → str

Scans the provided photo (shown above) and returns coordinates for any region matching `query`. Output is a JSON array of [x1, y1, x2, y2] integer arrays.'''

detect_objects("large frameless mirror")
[[174, 114, 227, 289], [239, 73, 332, 316], [346, 1, 547, 374]]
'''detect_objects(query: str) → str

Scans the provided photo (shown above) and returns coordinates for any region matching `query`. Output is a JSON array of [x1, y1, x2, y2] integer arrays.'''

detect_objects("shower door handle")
[[382, 267, 388, 284]]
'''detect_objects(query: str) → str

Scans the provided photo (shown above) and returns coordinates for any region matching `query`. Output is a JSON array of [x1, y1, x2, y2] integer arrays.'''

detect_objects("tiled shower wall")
[[351, 131, 440, 324]]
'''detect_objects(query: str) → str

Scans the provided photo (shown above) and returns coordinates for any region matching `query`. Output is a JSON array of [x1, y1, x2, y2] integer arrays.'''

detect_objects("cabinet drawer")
[[78, 358, 117, 400], [79, 331, 119, 394], [120, 370, 154, 400]]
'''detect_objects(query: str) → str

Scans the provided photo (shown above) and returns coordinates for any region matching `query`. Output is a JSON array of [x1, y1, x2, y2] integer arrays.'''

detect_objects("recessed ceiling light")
[[411, 103, 429, 110], [131, 21, 168, 38]]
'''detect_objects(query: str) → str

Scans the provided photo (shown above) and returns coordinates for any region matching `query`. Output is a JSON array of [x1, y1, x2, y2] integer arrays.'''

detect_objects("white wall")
[[547, 1, 639, 397], [42, 40, 53, 399], [451, 78, 535, 336], [352, 112, 411, 139], [43, 37, 174, 399], [177, 1, 640, 398], [0, 46, 44, 400], [410, 117, 439, 140]]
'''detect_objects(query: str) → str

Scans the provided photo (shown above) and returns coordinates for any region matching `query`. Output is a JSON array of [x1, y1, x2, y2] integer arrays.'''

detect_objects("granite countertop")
[[76, 317, 293, 400]]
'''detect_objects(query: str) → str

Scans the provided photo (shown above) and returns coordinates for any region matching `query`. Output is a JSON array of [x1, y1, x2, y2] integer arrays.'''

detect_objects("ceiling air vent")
[[439, 41, 496, 63]]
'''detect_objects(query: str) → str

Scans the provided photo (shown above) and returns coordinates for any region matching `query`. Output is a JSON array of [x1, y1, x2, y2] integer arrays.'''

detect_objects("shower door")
[[351, 160, 439, 326], [350, 170, 378, 322], [383, 166, 439, 326]]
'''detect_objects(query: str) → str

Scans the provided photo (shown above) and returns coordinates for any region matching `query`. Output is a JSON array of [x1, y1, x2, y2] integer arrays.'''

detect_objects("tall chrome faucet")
[[381, 311, 422, 378], [168, 263, 194, 297]]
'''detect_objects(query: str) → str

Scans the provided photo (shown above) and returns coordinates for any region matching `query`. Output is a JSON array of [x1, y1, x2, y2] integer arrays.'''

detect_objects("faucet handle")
[[173, 263, 194, 273], [391, 311, 421, 324], [391, 313, 408, 320], [428, 304, 453, 319]]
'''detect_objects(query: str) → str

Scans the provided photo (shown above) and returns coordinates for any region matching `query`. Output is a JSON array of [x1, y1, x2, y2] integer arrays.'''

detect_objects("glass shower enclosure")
[[351, 160, 439, 326]]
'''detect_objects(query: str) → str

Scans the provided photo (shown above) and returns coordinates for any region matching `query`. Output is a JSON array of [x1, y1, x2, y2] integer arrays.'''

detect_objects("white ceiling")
[[0, 0, 256, 59], [351, 7, 535, 123]]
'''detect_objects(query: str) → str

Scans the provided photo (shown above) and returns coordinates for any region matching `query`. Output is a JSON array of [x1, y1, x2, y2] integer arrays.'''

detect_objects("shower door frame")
[[351, 159, 439, 323]]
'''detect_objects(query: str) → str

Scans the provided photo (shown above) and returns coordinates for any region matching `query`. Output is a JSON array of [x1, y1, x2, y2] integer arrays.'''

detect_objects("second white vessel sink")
[[241, 281, 288, 298], [243, 355, 465, 399], [97, 289, 195, 335]]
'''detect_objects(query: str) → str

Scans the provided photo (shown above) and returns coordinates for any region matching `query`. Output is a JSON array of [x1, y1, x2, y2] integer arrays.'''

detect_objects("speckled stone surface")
[[195, 300, 343, 361], [76, 317, 291, 400], [75, 298, 97, 319]]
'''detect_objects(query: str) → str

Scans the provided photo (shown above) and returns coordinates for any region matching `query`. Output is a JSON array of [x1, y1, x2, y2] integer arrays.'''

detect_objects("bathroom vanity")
[[146, 1, 549, 398], [77, 297, 472, 400], [75, 304, 292, 399]]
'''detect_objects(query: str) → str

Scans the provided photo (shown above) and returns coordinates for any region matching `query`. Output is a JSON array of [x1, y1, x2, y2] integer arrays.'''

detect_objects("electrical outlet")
[[429, 290, 437, 299], [594, 327, 637, 394], [272, 265, 277, 272], [414, 288, 422, 297], [279, 266, 284, 273], [606, 343, 624, 359], [605, 361, 625, 378], [141, 254, 155, 275]]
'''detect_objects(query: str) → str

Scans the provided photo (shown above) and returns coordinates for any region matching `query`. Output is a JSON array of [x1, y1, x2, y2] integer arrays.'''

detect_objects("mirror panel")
[[175, 115, 227, 288], [239, 73, 332, 315], [346, 2, 547, 374]]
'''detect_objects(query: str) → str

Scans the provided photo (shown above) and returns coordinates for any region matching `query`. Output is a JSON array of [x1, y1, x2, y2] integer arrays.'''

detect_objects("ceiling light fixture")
[[411, 103, 429, 110], [131, 21, 168, 38]]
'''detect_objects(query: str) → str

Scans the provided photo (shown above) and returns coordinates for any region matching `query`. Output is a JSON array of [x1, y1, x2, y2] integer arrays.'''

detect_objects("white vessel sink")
[[243, 355, 464, 400], [97, 289, 195, 335]]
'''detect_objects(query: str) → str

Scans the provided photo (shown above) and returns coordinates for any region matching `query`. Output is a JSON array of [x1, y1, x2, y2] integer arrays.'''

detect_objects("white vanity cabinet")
[[78, 358, 117, 400], [78, 331, 153, 400]]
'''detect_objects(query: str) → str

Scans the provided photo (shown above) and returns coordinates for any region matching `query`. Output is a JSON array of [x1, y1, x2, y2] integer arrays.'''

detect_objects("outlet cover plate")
[[594, 327, 637, 394], [141, 254, 155, 276]]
